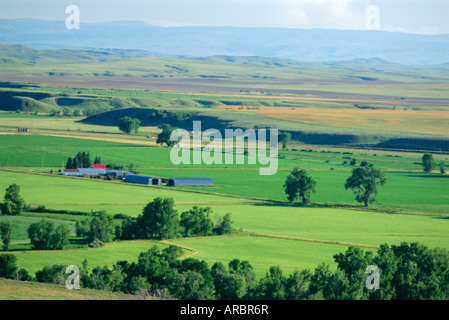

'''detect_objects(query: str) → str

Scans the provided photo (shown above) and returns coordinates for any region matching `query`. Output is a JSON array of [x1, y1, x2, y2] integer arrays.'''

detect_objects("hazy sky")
[[0, 0, 448, 35]]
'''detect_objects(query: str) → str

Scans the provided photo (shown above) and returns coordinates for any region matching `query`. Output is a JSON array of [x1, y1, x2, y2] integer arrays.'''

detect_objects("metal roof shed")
[[123, 175, 153, 185], [167, 178, 214, 187]]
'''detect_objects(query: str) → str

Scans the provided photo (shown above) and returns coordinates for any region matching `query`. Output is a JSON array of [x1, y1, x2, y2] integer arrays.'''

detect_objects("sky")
[[0, 0, 448, 35]]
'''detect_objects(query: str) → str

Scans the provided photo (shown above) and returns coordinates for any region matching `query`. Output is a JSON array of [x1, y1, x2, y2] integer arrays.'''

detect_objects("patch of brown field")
[[217, 106, 449, 136], [40, 133, 158, 146]]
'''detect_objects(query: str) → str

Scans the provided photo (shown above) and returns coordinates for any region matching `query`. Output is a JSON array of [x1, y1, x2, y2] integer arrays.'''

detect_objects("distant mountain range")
[[1, 18, 448, 65]]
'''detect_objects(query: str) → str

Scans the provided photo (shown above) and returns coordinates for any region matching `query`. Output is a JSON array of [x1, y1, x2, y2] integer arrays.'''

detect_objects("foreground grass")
[[0, 278, 134, 300]]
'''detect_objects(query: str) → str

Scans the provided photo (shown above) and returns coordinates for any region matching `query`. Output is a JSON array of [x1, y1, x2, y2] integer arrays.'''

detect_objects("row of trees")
[[117, 198, 233, 241], [2, 241, 448, 300], [284, 164, 387, 207], [65, 151, 101, 169], [72, 198, 233, 246], [49, 108, 84, 117]]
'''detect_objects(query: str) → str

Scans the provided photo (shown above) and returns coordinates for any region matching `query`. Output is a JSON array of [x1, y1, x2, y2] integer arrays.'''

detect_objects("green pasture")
[[168, 235, 359, 278], [8, 240, 172, 275], [143, 168, 449, 215], [195, 204, 449, 249], [0, 170, 260, 216]]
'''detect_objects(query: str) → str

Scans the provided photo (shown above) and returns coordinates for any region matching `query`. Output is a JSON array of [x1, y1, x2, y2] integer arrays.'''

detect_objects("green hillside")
[[0, 278, 135, 300]]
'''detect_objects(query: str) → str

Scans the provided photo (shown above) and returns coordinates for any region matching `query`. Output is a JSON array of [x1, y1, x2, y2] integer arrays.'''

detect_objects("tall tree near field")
[[284, 168, 316, 205], [66, 157, 73, 169], [421, 153, 435, 173], [157, 124, 177, 147], [88, 211, 115, 243], [440, 161, 446, 174], [118, 116, 141, 134], [137, 197, 179, 240], [0, 254, 18, 279], [213, 213, 233, 235], [344, 165, 387, 207], [180, 206, 214, 237], [84, 152, 91, 168], [27, 219, 70, 250], [0, 220, 13, 251], [1, 184, 25, 216], [278, 132, 291, 150]]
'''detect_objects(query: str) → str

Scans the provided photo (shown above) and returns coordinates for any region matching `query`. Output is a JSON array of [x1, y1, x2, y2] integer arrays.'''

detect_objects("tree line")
[[1, 241, 448, 300], [112, 197, 233, 241], [65, 151, 102, 169]]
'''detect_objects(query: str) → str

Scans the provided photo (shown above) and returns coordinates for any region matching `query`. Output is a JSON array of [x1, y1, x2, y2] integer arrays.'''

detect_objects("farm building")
[[61, 169, 80, 176], [90, 164, 109, 170], [61, 165, 134, 177], [166, 178, 214, 187], [61, 168, 107, 176], [106, 169, 135, 178], [123, 175, 162, 186]]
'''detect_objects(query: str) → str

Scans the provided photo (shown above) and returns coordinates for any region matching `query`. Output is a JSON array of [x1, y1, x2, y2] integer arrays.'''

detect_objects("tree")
[[118, 116, 141, 134], [0, 254, 18, 279], [157, 124, 176, 147], [35, 263, 66, 285], [284, 269, 312, 300], [75, 219, 90, 237], [180, 206, 214, 237], [62, 107, 72, 117], [66, 156, 73, 169], [422, 153, 435, 173], [213, 213, 233, 235], [27, 219, 70, 250], [440, 161, 446, 174], [1, 184, 25, 216], [344, 165, 387, 207], [51, 224, 71, 250], [283, 168, 316, 205], [88, 211, 115, 243], [255, 266, 286, 300], [137, 198, 179, 240], [0, 220, 13, 251], [278, 132, 291, 150], [176, 270, 215, 300]]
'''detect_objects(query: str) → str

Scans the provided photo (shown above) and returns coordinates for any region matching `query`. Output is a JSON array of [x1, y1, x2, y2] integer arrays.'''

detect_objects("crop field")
[[217, 106, 449, 137]]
